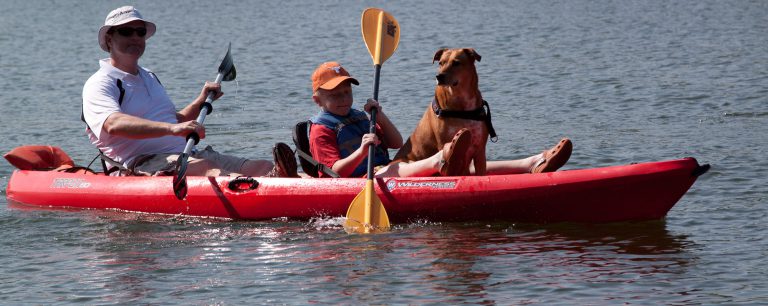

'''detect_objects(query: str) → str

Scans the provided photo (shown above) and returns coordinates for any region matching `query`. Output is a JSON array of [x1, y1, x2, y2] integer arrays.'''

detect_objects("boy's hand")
[[363, 98, 382, 114], [361, 133, 381, 152]]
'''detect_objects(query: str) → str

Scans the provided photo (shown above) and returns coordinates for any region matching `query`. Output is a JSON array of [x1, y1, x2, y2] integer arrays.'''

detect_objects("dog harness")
[[431, 98, 498, 142], [310, 109, 390, 177]]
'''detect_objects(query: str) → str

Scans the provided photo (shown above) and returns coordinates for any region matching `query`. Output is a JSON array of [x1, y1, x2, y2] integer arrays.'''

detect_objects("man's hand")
[[199, 81, 223, 102], [171, 120, 205, 139]]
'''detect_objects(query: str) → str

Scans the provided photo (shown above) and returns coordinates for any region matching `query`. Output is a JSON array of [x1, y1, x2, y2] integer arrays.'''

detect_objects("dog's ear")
[[463, 48, 481, 62], [433, 48, 448, 64]]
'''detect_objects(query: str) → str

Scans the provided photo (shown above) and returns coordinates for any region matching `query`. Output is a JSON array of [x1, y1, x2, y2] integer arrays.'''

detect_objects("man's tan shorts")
[[130, 146, 247, 176]]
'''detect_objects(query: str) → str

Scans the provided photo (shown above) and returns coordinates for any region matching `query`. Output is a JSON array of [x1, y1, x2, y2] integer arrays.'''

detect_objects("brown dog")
[[392, 48, 495, 175]]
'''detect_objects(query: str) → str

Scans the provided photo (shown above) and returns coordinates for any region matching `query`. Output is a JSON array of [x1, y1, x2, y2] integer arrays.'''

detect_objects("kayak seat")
[[292, 121, 340, 178], [91, 150, 127, 176], [4, 145, 96, 174]]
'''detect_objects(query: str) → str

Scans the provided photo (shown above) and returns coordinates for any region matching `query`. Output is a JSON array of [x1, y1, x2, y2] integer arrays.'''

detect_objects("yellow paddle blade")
[[344, 179, 390, 234], [361, 8, 400, 65]]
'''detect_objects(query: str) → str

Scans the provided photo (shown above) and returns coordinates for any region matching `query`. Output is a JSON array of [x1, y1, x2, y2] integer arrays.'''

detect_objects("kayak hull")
[[6, 158, 707, 223]]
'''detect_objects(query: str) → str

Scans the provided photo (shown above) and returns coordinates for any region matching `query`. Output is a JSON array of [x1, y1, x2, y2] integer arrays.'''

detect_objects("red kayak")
[[5, 157, 708, 223]]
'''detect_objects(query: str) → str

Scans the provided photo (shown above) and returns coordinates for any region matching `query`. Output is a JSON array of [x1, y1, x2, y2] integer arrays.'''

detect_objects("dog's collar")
[[431, 98, 498, 142]]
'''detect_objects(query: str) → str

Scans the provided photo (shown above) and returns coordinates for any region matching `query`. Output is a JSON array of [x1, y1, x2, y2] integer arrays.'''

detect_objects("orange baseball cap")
[[311, 61, 359, 92]]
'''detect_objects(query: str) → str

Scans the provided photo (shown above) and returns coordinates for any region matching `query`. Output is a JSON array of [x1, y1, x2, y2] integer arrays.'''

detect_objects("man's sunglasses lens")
[[116, 27, 147, 37]]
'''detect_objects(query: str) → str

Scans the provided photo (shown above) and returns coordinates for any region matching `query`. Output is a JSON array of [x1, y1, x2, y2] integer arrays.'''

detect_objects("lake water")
[[1, 0, 766, 304]]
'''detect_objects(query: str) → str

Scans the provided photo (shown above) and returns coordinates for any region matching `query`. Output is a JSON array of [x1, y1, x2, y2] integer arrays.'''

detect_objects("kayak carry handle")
[[228, 176, 259, 192]]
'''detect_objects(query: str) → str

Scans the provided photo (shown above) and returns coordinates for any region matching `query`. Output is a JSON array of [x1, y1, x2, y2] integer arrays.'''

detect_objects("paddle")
[[343, 8, 400, 234], [173, 43, 237, 200]]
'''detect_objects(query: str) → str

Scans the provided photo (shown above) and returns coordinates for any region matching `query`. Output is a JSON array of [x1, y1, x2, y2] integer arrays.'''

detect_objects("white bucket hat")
[[98, 6, 157, 52]]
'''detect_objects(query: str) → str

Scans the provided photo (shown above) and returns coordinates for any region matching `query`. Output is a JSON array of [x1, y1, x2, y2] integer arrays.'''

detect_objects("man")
[[83, 6, 297, 177]]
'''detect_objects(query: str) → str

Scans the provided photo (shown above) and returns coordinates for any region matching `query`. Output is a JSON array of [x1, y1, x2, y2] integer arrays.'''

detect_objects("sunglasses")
[[114, 27, 147, 37]]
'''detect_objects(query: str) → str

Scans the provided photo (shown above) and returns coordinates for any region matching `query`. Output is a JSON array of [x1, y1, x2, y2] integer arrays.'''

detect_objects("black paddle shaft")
[[172, 43, 236, 200], [366, 64, 382, 179], [172, 87, 218, 200]]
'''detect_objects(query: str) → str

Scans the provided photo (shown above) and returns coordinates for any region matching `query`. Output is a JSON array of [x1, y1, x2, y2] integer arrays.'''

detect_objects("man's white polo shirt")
[[82, 59, 185, 167]]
